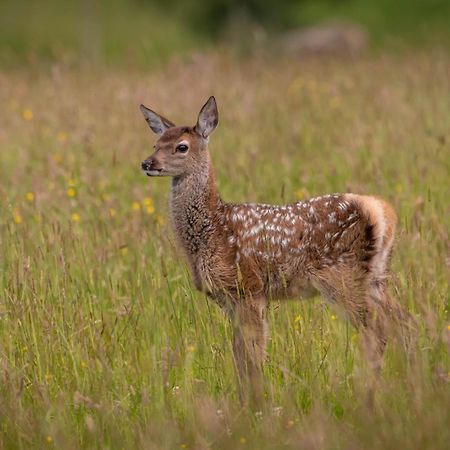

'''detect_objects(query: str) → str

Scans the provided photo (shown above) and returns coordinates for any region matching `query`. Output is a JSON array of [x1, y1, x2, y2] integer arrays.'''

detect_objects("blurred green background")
[[1, 0, 449, 67]]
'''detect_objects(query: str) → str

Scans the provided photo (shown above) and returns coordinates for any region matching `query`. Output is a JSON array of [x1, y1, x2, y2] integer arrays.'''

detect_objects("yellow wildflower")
[[143, 197, 153, 206], [294, 315, 301, 323], [239, 437, 247, 445], [52, 152, 62, 163], [331, 314, 337, 321], [67, 187, 77, 198], [25, 192, 35, 202], [71, 213, 81, 223], [187, 345, 195, 353], [22, 109, 33, 121], [46, 436, 53, 444], [287, 77, 304, 94], [295, 188, 308, 200], [14, 213, 23, 224], [146, 205, 155, 215], [330, 97, 342, 109], [132, 201, 141, 211], [57, 131, 67, 143], [180, 445, 188, 449]]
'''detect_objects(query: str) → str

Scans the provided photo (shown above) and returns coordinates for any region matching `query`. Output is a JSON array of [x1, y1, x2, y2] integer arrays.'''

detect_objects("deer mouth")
[[141, 160, 165, 176], [143, 168, 164, 176]]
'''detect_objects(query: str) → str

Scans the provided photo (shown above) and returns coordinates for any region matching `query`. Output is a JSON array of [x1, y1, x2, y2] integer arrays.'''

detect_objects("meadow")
[[0, 49, 449, 449]]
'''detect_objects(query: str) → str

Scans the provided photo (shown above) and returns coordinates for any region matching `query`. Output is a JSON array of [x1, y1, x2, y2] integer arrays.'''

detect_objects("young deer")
[[140, 97, 407, 404]]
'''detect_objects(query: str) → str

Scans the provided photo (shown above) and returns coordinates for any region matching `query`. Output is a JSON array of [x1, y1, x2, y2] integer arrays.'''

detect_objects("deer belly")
[[286, 280, 318, 300], [267, 275, 318, 300]]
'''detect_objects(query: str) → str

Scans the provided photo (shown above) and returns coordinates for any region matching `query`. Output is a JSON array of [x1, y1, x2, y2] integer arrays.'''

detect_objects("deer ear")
[[140, 104, 175, 136], [195, 96, 218, 139]]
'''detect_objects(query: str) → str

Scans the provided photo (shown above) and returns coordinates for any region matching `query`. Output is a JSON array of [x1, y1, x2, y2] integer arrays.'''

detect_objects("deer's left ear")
[[195, 96, 218, 139], [140, 104, 175, 136]]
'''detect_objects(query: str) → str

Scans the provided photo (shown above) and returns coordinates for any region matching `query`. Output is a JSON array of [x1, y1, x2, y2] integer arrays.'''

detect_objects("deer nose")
[[141, 160, 151, 171]]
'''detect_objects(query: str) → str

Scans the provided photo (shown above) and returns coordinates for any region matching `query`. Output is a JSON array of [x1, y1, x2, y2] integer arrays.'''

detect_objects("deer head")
[[140, 96, 218, 178]]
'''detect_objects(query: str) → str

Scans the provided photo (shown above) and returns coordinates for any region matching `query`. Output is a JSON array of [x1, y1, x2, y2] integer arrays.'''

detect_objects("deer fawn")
[[140, 97, 408, 404]]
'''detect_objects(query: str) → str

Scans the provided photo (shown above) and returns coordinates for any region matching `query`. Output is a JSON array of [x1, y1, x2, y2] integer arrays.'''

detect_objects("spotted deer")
[[140, 97, 408, 404]]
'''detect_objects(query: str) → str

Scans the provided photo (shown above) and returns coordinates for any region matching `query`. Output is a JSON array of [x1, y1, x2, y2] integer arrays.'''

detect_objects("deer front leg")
[[231, 298, 268, 408]]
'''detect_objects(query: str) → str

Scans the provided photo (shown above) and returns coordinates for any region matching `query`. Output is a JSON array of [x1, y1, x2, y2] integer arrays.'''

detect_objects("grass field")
[[0, 50, 449, 449]]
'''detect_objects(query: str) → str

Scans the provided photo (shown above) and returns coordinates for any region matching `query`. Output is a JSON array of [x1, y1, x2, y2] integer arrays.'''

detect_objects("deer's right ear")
[[195, 96, 218, 139], [140, 104, 175, 136]]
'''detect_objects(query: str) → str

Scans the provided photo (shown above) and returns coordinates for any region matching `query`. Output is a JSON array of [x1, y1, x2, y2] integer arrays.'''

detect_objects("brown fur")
[[140, 97, 411, 405]]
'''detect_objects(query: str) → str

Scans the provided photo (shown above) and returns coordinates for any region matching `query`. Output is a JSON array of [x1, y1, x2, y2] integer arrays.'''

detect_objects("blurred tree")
[[1, 0, 449, 66], [81, 0, 100, 63], [145, 0, 308, 37]]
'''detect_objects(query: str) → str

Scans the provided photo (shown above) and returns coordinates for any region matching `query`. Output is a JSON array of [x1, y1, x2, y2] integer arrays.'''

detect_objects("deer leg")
[[369, 278, 417, 363], [231, 298, 268, 408], [314, 268, 388, 371], [358, 305, 388, 373], [342, 281, 389, 372], [350, 277, 418, 373]]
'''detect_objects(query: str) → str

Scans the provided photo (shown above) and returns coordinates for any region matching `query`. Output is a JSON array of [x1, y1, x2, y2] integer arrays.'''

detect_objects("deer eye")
[[176, 143, 189, 153]]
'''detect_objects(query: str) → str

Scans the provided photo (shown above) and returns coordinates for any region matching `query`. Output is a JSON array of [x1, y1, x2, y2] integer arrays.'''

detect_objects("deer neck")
[[170, 153, 222, 257]]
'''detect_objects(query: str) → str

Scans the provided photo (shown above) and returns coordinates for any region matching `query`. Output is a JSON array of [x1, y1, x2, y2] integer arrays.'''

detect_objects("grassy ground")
[[0, 50, 449, 449]]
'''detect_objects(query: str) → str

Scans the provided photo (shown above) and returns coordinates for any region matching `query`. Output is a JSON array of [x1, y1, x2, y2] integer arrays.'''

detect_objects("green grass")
[[0, 50, 449, 448]]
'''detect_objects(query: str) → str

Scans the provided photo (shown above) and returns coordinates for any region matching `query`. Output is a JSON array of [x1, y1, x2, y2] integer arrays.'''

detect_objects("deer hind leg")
[[360, 196, 416, 358], [369, 272, 417, 360], [231, 297, 268, 407], [363, 273, 416, 370], [314, 267, 388, 371]]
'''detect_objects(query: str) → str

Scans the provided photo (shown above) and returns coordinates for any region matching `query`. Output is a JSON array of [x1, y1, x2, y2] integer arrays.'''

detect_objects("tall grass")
[[0, 50, 449, 449]]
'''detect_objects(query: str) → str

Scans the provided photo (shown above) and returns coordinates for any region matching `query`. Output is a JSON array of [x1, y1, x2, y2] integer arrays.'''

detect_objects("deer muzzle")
[[141, 158, 163, 176]]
